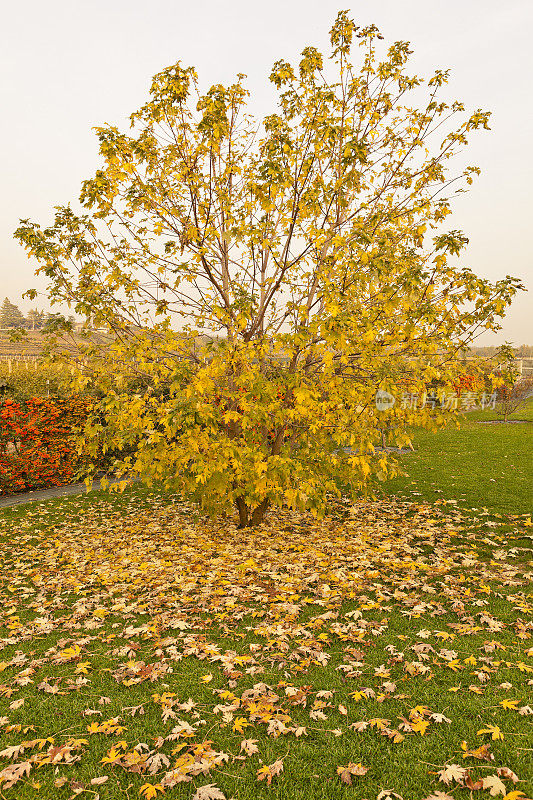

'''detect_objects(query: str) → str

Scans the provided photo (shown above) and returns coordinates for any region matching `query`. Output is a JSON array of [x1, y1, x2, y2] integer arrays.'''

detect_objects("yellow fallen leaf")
[[499, 699, 519, 710], [411, 719, 429, 735], [139, 784, 165, 799], [232, 717, 250, 734], [477, 724, 503, 740], [87, 722, 100, 734]]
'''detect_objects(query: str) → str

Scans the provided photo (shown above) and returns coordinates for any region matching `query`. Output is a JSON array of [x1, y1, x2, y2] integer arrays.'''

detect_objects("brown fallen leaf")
[[0, 761, 32, 789], [337, 762, 368, 785], [465, 775, 484, 790], [497, 766, 519, 783], [146, 752, 171, 775], [257, 759, 284, 786], [240, 739, 259, 756], [421, 793, 455, 800]]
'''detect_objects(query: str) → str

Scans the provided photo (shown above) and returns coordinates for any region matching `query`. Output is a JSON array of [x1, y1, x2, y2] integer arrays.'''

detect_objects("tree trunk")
[[235, 496, 270, 527], [250, 498, 270, 527], [236, 496, 249, 528]]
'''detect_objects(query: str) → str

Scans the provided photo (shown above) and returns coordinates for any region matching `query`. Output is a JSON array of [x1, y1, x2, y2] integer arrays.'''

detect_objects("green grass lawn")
[[0, 412, 531, 800], [377, 402, 532, 516]]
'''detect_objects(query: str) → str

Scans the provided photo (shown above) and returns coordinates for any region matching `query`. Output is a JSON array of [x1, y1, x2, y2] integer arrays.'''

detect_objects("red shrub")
[[451, 374, 481, 394], [0, 397, 92, 495]]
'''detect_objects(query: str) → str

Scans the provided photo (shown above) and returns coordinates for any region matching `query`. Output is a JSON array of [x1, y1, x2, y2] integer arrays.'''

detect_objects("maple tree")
[[15, 12, 522, 525]]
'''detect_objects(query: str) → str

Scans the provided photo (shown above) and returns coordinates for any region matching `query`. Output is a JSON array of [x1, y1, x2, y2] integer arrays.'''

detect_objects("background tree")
[[0, 298, 25, 329], [487, 345, 533, 422], [26, 308, 47, 330], [16, 12, 522, 525], [496, 376, 533, 422]]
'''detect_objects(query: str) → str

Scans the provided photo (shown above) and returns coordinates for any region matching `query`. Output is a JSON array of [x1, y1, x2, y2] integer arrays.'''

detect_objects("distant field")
[[0, 330, 48, 359], [0, 330, 104, 361]]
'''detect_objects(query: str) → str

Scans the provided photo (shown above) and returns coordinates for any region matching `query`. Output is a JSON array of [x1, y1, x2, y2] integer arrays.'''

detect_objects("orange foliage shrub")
[[0, 397, 91, 495], [451, 374, 482, 395]]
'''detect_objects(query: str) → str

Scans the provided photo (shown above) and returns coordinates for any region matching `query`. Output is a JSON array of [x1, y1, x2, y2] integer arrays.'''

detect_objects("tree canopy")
[[0, 298, 25, 329], [15, 12, 522, 525]]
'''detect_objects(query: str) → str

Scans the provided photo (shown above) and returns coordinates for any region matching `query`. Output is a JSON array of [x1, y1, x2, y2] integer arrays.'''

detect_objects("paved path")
[[1, 445, 416, 510], [0, 478, 120, 509]]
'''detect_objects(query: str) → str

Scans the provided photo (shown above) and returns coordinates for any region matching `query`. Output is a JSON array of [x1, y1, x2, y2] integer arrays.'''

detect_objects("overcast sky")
[[1, 0, 531, 344]]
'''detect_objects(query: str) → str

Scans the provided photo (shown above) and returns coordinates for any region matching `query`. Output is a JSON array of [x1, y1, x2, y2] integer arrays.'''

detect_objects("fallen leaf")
[[337, 762, 368, 785], [482, 774, 508, 796], [497, 767, 519, 784], [192, 785, 227, 800], [139, 783, 165, 799], [477, 724, 504, 740], [240, 739, 259, 757], [437, 763, 467, 786], [257, 759, 284, 786]]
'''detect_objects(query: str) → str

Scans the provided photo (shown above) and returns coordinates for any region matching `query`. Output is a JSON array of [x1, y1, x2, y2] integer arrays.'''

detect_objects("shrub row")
[[0, 362, 73, 402]]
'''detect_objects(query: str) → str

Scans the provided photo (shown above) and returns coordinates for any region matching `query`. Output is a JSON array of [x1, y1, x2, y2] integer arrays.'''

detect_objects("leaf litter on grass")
[[0, 495, 531, 799]]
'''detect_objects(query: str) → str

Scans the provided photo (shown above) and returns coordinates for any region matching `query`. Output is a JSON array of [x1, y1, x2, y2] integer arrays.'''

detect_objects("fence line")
[[0, 356, 40, 374], [462, 357, 533, 376]]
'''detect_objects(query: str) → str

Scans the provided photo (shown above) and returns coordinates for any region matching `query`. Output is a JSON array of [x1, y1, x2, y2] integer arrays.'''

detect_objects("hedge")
[[0, 396, 92, 495]]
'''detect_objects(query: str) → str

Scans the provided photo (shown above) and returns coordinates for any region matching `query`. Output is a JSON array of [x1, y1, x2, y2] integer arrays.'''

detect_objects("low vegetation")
[[0, 407, 531, 800], [379, 401, 533, 516]]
